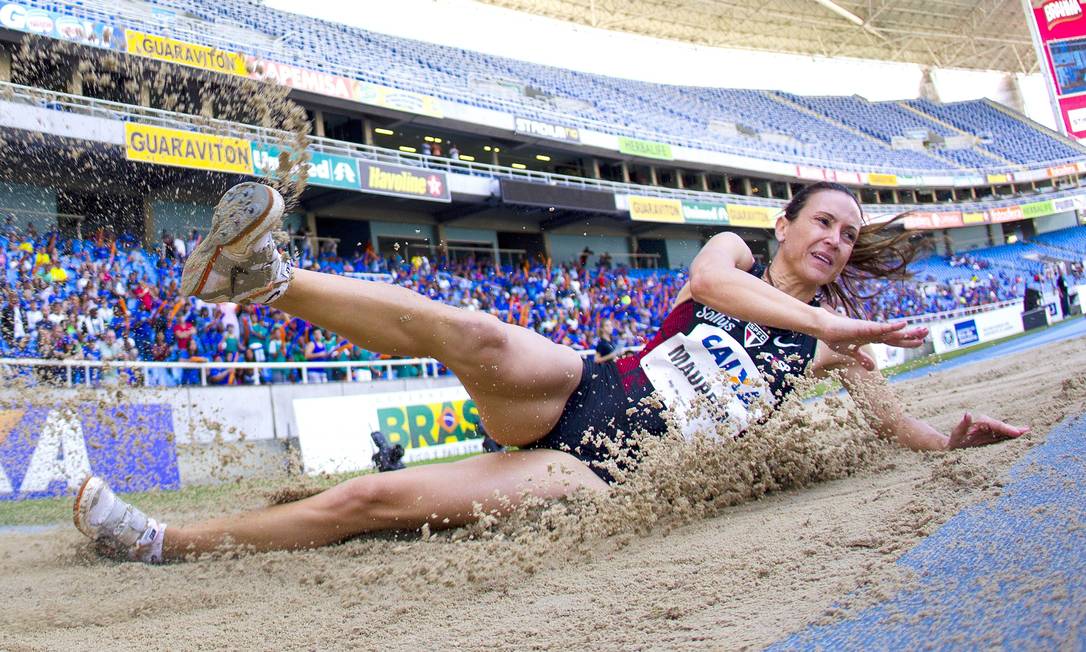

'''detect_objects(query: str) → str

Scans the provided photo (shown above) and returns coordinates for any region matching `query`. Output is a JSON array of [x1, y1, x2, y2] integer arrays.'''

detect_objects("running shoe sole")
[[72, 475, 104, 538], [180, 182, 284, 299]]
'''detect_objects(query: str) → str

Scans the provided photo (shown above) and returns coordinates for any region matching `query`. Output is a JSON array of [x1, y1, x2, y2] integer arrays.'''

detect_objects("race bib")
[[639, 323, 766, 437]]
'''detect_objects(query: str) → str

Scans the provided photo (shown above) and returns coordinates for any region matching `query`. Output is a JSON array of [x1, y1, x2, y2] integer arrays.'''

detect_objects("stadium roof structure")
[[478, 0, 1038, 73]]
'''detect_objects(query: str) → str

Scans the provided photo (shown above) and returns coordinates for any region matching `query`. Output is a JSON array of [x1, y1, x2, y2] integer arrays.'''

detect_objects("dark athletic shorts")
[[525, 357, 667, 484]]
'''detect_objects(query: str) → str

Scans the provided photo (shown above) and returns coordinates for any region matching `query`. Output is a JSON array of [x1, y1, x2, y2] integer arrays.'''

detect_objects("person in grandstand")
[[73, 181, 1028, 563]]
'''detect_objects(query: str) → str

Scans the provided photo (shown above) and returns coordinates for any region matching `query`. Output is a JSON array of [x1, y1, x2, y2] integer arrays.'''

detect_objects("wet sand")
[[2, 335, 1084, 651]]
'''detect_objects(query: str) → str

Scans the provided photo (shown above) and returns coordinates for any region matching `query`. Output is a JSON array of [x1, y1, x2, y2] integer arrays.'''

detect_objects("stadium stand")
[[30, 0, 1086, 174], [1, 216, 1083, 386]]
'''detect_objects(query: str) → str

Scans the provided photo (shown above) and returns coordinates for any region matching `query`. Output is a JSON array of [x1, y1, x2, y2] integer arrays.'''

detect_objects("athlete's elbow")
[[689, 268, 715, 303]]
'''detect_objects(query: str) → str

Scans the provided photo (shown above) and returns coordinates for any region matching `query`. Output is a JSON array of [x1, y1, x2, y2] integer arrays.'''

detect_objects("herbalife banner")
[[1022, 0, 1086, 138], [618, 136, 674, 161]]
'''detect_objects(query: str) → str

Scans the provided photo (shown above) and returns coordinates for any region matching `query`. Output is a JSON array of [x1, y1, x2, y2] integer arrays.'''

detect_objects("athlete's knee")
[[450, 310, 509, 362], [323, 475, 401, 522]]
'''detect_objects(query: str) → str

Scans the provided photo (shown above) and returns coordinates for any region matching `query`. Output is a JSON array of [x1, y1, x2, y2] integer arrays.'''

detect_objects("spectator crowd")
[[0, 220, 1080, 387]]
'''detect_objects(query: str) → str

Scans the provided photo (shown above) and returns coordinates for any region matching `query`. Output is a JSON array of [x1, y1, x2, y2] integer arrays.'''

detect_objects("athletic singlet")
[[527, 263, 822, 483], [615, 264, 819, 432]]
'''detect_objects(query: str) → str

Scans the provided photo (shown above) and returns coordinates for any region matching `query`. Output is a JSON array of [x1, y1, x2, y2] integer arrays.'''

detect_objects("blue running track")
[[771, 317, 1086, 650]]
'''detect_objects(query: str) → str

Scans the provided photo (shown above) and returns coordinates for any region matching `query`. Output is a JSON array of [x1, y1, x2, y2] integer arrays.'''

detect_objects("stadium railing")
[[0, 347, 637, 388], [7, 82, 1081, 214], [898, 298, 1022, 325]]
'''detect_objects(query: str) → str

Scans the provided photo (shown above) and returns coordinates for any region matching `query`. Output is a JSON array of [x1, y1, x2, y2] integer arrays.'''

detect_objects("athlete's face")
[[774, 190, 861, 287]]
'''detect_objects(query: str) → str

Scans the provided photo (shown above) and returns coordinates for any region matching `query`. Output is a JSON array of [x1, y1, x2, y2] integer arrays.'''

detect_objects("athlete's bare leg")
[[162, 449, 606, 559], [272, 269, 584, 446]]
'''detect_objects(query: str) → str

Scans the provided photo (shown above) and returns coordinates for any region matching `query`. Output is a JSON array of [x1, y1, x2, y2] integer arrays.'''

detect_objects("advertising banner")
[[870, 343, 906, 370], [1022, 199, 1057, 218], [292, 387, 482, 475], [1021, 0, 1086, 137], [833, 170, 864, 185], [795, 165, 833, 181], [987, 173, 1012, 185], [356, 83, 443, 119], [246, 57, 357, 101], [1048, 162, 1080, 177], [904, 212, 935, 230], [501, 180, 616, 212], [931, 304, 1024, 355], [628, 195, 684, 223], [989, 205, 1026, 223], [931, 211, 964, 228], [724, 204, 778, 229], [357, 160, 451, 202], [866, 172, 899, 187], [0, 404, 179, 501], [681, 200, 729, 225], [1043, 289, 1067, 321], [125, 29, 247, 77], [1052, 193, 1086, 211], [618, 136, 674, 160], [514, 116, 581, 143], [251, 143, 361, 191], [125, 123, 253, 174], [962, 211, 988, 225], [0, 3, 122, 50]]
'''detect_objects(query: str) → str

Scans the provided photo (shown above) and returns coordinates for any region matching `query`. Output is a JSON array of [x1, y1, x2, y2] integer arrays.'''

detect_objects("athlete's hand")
[[947, 413, 1029, 450], [816, 312, 928, 370]]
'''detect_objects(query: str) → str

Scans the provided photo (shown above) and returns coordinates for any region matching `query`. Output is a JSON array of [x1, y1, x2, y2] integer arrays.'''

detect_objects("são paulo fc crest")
[[744, 323, 769, 348]]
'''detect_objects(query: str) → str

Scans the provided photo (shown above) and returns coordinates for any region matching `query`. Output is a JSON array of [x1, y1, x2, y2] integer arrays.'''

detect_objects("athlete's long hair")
[[777, 182, 926, 318]]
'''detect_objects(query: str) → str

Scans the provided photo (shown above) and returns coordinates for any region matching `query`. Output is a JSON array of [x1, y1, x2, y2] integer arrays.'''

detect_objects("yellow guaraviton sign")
[[724, 205, 778, 228], [125, 30, 248, 77], [125, 124, 253, 174], [628, 196, 684, 223], [867, 173, 899, 186]]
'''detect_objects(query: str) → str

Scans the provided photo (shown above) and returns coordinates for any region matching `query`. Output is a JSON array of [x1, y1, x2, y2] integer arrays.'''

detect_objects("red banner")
[[989, 205, 1026, 223], [1024, 0, 1086, 138]]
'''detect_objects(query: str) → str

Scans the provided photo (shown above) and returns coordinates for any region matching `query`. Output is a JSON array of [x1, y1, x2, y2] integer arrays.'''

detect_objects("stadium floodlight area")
[[34, 0, 1086, 176]]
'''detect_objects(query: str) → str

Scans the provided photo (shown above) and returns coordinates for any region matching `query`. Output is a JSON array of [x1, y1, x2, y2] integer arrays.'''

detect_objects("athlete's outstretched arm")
[[688, 233, 926, 370], [815, 345, 1029, 451]]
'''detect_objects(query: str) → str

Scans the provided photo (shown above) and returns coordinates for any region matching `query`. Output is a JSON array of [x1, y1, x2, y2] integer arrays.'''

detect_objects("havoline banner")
[[357, 161, 451, 203]]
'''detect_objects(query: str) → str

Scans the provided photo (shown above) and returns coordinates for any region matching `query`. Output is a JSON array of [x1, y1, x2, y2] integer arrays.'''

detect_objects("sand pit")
[[1, 334, 1085, 651]]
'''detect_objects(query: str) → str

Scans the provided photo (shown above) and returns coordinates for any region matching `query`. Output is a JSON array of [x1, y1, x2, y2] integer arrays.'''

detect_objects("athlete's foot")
[[73, 476, 167, 564], [180, 181, 293, 304]]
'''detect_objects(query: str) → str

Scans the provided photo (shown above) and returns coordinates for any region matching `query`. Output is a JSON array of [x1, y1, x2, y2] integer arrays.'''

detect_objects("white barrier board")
[[930, 304, 1024, 355], [870, 343, 906, 370], [293, 386, 483, 475]]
